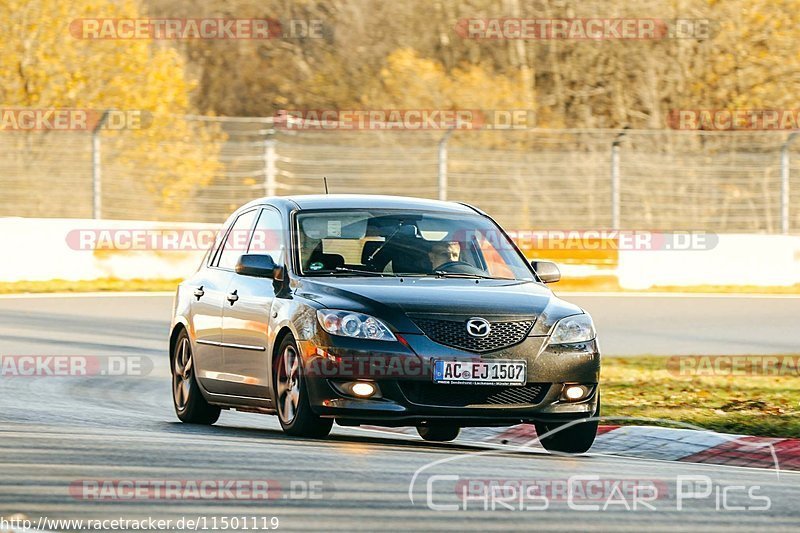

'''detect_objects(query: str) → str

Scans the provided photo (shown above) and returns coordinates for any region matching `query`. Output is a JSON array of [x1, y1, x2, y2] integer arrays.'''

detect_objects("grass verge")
[[603, 356, 800, 438], [0, 278, 182, 294]]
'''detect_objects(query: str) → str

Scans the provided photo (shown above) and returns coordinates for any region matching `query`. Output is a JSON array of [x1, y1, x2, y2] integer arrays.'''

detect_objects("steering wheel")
[[433, 261, 486, 275]]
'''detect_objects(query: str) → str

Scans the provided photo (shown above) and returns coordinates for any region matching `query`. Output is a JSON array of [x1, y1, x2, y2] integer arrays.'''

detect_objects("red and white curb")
[[364, 424, 800, 471]]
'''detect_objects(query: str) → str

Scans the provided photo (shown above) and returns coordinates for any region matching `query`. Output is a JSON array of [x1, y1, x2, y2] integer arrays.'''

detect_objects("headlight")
[[316, 310, 397, 341], [549, 313, 596, 344]]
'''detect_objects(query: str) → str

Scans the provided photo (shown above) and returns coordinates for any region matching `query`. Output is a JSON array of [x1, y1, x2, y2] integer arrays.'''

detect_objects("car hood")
[[294, 277, 583, 335]]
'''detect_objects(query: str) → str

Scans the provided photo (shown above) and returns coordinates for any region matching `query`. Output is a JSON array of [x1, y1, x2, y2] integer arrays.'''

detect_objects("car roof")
[[245, 194, 479, 214]]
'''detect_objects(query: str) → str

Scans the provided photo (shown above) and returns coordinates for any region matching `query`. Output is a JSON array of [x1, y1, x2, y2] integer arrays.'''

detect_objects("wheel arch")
[[271, 326, 295, 371], [169, 322, 188, 367]]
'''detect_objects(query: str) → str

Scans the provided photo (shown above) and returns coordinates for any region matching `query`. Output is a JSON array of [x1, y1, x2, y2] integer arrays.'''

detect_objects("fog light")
[[350, 382, 377, 397], [563, 384, 588, 401]]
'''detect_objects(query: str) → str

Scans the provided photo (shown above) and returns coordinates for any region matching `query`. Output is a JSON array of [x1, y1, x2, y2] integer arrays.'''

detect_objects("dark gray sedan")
[[169, 195, 600, 453]]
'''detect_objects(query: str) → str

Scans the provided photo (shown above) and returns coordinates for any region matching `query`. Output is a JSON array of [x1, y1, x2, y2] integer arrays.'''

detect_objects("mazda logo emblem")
[[466, 317, 491, 338]]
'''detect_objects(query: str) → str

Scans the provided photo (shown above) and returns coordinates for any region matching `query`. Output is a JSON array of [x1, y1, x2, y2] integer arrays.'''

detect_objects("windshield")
[[295, 209, 534, 280]]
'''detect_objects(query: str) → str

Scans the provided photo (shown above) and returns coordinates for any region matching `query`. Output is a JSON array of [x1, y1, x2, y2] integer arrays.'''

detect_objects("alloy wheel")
[[173, 337, 193, 411], [277, 344, 301, 424]]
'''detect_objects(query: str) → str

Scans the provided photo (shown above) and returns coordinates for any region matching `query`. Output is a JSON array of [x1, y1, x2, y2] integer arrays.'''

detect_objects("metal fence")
[[1, 115, 799, 233]]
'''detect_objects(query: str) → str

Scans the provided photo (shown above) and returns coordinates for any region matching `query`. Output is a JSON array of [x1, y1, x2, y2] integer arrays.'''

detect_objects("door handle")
[[227, 290, 239, 305], [193, 286, 204, 300]]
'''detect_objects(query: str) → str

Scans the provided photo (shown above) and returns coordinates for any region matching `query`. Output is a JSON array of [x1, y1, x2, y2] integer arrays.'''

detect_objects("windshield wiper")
[[433, 270, 499, 280], [332, 267, 387, 277]]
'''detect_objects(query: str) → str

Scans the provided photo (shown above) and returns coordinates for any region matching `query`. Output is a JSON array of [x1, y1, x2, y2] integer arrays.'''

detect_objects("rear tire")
[[534, 393, 600, 455], [274, 333, 333, 439], [417, 424, 460, 442], [172, 330, 221, 425]]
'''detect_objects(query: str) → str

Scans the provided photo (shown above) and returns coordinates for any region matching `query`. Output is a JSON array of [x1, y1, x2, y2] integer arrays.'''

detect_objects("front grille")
[[400, 382, 549, 407], [413, 318, 534, 353]]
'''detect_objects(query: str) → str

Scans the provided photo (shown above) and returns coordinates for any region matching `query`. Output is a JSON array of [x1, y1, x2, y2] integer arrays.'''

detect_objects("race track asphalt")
[[0, 293, 798, 531], [2, 291, 798, 357]]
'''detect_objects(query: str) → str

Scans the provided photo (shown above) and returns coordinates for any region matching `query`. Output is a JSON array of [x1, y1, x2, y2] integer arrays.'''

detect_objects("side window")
[[206, 227, 227, 267], [216, 209, 258, 270], [248, 208, 285, 263], [474, 232, 515, 279]]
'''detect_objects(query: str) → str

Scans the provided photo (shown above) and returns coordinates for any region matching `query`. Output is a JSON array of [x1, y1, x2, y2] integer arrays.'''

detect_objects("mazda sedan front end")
[[170, 195, 600, 453]]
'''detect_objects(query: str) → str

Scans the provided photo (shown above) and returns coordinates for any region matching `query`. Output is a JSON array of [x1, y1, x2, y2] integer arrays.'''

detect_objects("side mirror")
[[235, 254, 280, 279], [531, 260, 561, 283]]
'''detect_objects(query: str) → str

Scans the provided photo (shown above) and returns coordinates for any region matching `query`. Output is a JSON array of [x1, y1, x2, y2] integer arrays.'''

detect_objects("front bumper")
[[298, 333, 600, 426]]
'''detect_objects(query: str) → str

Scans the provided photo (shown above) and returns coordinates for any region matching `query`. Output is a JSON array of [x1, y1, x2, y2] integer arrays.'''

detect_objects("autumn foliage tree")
[[140, 0, 800, 130], [0, 0, 223, 219]]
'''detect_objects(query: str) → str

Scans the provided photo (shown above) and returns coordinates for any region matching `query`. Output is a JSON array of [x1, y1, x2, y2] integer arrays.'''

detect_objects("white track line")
[[559, 291, 800, 299], [0, 291, 174, 299], [0, 290, 798, 300]]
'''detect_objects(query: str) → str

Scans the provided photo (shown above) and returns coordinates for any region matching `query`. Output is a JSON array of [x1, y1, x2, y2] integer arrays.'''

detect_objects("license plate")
[[433, 360, 527, 385]]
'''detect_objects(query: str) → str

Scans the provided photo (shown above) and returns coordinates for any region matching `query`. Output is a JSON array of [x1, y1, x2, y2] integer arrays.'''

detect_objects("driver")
[[428, 240, 461, 270]]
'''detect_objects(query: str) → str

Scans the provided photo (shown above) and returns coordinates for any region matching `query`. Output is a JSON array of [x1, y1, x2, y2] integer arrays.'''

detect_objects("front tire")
[[534, 393, 600, 455], [274, 334, 333, 439], [172, 330, 221, 425], [417, 424, 460, 442]]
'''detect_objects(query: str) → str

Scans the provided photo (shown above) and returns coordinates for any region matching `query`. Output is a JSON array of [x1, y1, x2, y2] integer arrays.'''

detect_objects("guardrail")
[[1, 116, 799, 233]]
